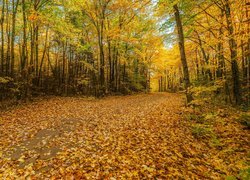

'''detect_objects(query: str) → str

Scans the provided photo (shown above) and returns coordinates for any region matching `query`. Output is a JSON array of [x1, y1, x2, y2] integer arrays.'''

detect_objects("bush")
[[0, 76, 20, 101]]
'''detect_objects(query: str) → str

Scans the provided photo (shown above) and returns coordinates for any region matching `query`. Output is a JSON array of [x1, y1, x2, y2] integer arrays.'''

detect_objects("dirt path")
[[0, 93, 248, 179]]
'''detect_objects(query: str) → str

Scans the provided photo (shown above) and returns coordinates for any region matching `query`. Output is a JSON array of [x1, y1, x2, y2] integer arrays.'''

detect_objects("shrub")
[[0, 76, 20, 101]]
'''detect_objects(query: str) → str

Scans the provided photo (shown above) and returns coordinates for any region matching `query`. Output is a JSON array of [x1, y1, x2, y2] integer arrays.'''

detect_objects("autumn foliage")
[[0, 0, 249, 179]]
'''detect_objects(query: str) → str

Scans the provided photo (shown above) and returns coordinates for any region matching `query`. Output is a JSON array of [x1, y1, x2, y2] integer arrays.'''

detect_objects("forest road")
[[0, 93, 222, 178]]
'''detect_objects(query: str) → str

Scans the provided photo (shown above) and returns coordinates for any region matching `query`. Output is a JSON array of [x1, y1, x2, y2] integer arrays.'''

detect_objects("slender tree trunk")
[[107, 38, 112, 91], [158, 78, 161, 92], [1, 0, 5, 75], [115, 48, 118, 91], [173, 4, 193, 103], [148, 68, 151, 92], [97, 6, 105, 92], [22, 0, 29, 99], [35, 25, 39, 76], [195, 48, 200, 80], [111, 46, 116, 89], [10, 0, 19, 77], [195, 30, 212, 81], [6, 0, 10, 76], [30, 25, 34, 71], [21, 0, 27, 71], [62, 42, 66, 94], [241, 40, 246, 82], [224, 0, 242, 105], [38, 28, 49, 86], [216, 10, 225, 78], [164, 70, 167, 91]]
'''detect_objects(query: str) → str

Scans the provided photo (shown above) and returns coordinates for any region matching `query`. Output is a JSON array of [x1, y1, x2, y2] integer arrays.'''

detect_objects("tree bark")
[[224, 0, 242, 105], [6, 0, 10, 76], [10, 0, 19, 77], [21, 0, 27, 71], [216, 10, 225, 78], [173, 4, 193, 103], [1, 0, 5, 75]]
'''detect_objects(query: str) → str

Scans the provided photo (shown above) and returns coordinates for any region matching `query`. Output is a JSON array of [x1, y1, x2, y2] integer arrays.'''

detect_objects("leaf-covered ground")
[[0, 93, 249, 179]]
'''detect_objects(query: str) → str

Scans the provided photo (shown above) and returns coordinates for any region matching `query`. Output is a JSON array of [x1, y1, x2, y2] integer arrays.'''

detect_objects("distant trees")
[[1, 0, 248, 107], [0, 0, 162, 101]]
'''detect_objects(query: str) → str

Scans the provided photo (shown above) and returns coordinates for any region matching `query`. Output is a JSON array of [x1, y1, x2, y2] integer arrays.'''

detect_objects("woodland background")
[[0, 0, 250, 178], [0, 0, 249, 107]]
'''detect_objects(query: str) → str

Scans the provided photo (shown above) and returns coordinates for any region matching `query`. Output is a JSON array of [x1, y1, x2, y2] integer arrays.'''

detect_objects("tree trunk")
[[216, 10, 225, 78], [10, 0, 19, 77], [173, 4, 193, 103], [38, 28, 49, 86], [21, 0, 27, 71], [1, 0, 5, 75], [195, 31, 212, 81], [6, 0, 10, 76], [35, 25, 39, 76], [224, 0, 242, 105]]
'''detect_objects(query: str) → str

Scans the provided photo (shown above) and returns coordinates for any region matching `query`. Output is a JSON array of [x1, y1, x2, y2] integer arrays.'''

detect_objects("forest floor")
[[0, 93, 249, 179]]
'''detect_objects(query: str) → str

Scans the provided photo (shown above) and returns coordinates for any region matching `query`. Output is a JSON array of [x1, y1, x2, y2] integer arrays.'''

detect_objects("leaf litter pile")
[[0, 93, 249, 179]]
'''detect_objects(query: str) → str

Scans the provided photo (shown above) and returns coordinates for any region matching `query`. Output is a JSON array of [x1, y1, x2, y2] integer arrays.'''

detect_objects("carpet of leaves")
[[0, 93, 249, 179]]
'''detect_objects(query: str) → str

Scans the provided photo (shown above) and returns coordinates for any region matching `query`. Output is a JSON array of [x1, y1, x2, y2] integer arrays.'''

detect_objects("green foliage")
[[237, 114, 250, 129], [238, 168, 250, 180], [0, 77, 20, 100], [0, 77, 13, 84], [209, 135, 223, 149], [187, 107, 220, 125], [203, 112, 218, 123], [129, 81, 145, 92], [191, 124, 212, 139], [188, 98, 209, 108], [225, 176, 237, 180], [188, 79, 230, 107], [77, 79, 89, 86], [190, 85, 221, 97], [226, 168, 250, 180], [186, 114, 205, 124]]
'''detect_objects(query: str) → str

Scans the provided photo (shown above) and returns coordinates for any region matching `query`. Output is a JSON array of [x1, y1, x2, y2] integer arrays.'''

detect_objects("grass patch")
[[186, 112, 219, 125], [226, 168, 250, 180], [203, 112, 217, 121], [209, 135, 223, 149], [186, 114, 205, 124], [191, 124, 212, 139], [237, 114, 250, 130]]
